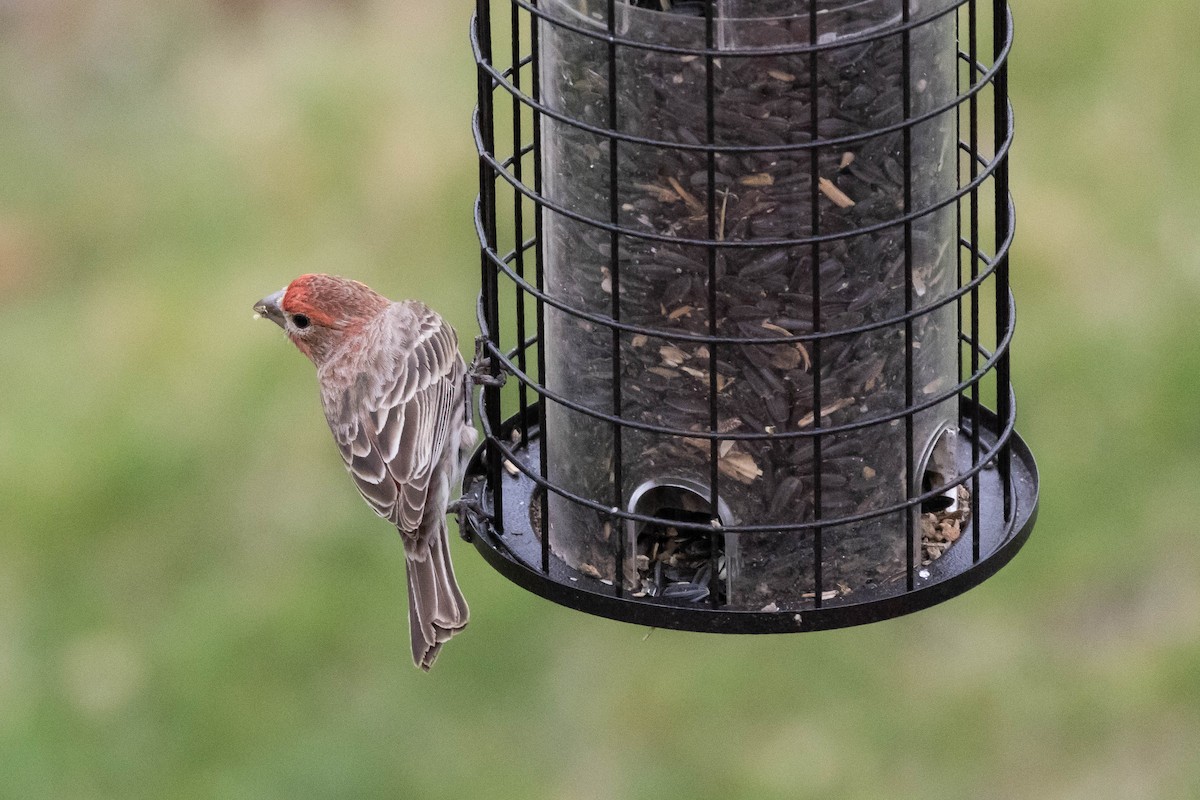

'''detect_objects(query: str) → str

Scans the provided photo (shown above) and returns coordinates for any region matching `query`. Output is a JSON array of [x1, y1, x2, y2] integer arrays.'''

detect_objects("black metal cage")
[[463, 0, 1038, 632]]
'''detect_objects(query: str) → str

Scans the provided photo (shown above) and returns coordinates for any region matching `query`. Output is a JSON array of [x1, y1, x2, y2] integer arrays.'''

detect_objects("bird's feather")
[[322, 302, 466, 545]]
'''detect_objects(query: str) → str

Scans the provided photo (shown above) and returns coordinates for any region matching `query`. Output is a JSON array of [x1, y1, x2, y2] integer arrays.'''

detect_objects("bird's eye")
[[292, 313, 311, 330]]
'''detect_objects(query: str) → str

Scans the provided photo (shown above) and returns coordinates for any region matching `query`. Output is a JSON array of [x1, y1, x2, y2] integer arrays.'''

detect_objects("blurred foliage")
[[1, 1, 1198, 798]]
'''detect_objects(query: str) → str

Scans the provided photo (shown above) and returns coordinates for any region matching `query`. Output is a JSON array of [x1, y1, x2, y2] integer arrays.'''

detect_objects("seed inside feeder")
[[539, 0, 968, 608]]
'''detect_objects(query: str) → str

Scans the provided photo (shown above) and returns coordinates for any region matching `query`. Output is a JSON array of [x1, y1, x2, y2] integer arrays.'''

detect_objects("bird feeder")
[[464, 0, 1038, 631]]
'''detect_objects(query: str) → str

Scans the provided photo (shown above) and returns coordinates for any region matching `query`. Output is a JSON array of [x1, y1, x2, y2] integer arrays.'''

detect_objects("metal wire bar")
[[954, 0, 966, 552], [507, 0, 968, 59], [901, 0, 915, 593], [993, 0, 1014, 521], [477, 314, 1012, 489], [703, 0, 721, 609], [477, 378, 1020, 536], [496, 53, 535, 81], [960, 0, 969, 556], [968, 0, 982, 563], [475, 3, 505, 533], [471, 103, 1014, 250], [475, 193, 1016, 347], [477, 293, 1017, 445], [530, 0, 551, 573], [510, 0, 530, 446], [471, 20, 1012, 157], [605, 0, 626, 597], [807, 0, 824, 607], [496, 142, 536, 171]]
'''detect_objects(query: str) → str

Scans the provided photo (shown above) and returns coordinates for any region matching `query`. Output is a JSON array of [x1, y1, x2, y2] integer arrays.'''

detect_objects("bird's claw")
[[448, 487, 492, 541], [473, 371, 507, 389], [468, 335, 507, 388]]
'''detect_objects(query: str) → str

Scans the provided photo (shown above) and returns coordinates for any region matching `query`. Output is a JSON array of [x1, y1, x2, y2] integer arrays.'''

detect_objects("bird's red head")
[[254, 274, 390, 364]]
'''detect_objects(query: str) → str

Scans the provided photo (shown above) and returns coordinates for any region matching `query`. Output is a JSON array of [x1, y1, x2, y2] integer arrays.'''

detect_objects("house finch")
[[254, 274, 475, 670]]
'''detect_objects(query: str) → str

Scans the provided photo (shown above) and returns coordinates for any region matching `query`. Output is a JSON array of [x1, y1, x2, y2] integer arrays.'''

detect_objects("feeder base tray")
[[460, 401, 1038, 633]]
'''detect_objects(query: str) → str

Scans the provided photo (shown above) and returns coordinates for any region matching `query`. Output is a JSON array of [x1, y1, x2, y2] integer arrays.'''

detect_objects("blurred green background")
[[1, 1, 1197, 797]]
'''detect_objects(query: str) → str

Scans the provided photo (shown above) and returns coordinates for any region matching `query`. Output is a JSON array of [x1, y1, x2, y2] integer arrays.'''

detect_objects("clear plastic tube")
[[539, 0, 961, 608]]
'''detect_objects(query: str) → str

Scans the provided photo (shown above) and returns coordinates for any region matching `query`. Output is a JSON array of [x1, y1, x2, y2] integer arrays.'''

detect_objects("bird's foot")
[[448, 486, 493, 541], [468, 335, 507, 389]]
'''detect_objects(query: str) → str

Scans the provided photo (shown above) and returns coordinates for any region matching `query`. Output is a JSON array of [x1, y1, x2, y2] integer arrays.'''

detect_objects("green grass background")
[[1, 1, 1197, 797]]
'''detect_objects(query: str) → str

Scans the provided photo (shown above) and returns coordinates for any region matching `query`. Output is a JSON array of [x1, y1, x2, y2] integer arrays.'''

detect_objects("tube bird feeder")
[[463, 0, 1038, 632]]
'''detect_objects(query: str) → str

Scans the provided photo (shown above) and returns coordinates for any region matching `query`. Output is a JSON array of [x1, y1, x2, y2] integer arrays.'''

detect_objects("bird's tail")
[[405, 516, 469, 671]]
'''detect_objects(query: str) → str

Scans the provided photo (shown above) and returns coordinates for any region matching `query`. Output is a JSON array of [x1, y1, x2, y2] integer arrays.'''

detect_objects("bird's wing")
[[324, 303, 465, 546]]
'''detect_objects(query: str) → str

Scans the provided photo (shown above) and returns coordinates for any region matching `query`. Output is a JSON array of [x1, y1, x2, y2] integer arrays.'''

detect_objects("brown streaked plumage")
[[255, 274, 474, 670]]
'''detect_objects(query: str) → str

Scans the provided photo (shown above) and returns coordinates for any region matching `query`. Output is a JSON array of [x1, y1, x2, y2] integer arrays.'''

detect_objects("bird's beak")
[[253, 289, 286, 329]]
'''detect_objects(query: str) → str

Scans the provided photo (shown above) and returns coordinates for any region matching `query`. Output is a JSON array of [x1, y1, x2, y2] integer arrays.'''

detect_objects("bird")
[[254, 274, 476, 670]]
